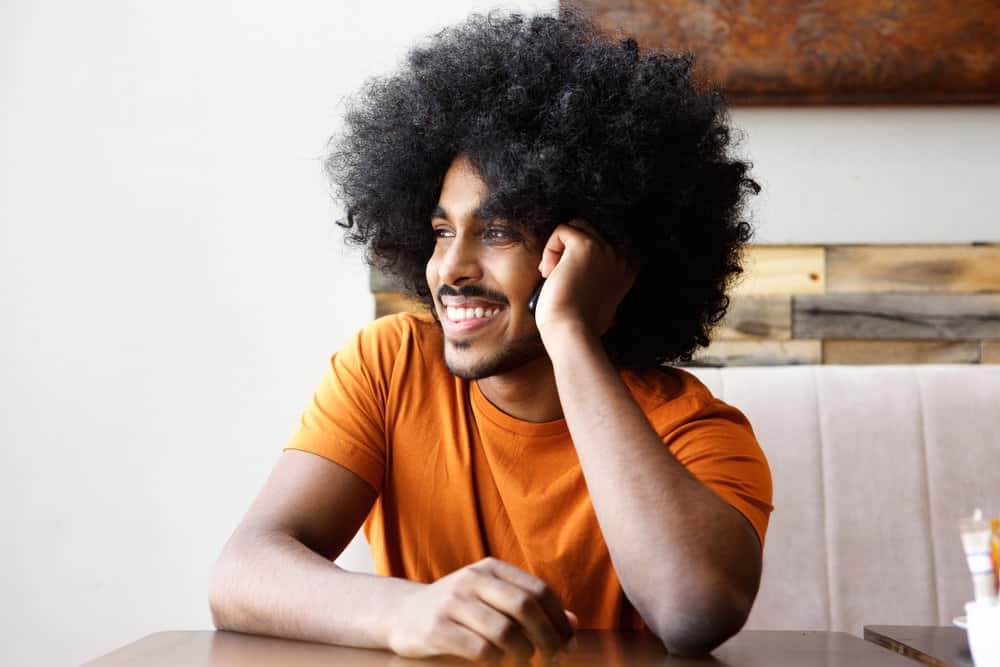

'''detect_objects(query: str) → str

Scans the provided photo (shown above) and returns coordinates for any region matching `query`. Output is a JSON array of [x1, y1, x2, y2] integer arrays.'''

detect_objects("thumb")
[[564, 609, 579, 629]]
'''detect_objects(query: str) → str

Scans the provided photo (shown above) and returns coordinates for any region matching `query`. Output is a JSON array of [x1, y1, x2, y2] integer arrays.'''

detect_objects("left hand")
[[534, 222, 638, 344]]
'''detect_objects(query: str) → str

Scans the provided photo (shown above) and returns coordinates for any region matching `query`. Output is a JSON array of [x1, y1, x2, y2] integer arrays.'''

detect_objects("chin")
[[442, 335, 546, 380]]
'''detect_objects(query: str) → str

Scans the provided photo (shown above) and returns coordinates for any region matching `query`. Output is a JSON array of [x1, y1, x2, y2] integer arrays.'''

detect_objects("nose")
[[435, 234, 483, 287]]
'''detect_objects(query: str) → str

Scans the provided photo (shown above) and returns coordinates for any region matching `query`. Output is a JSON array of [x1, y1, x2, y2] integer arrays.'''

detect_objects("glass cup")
[[965, 600, 1000, 666]]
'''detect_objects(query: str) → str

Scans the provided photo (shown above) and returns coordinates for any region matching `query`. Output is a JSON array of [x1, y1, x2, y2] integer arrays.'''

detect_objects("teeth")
[[446, 305, 501, 322]]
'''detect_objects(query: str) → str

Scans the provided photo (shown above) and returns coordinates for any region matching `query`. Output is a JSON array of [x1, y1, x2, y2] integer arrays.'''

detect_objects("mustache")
[[437, 284, 509, 305]]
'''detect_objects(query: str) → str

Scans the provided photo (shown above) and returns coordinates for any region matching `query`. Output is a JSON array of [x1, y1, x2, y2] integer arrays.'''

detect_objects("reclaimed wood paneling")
[[823, 340, 981, 365], [984, 342, 1000, 364], [794, 294, 1000, 340], [827, 245, 1000, 293], [572, 0, 1000, 104], [374, 291, 426, 319], [371, 268, 406, 293], [371, 244, 1000, 365], [686, 340, 822, 367], [734, 247, 825, 295], [716, 295, 791, 340]]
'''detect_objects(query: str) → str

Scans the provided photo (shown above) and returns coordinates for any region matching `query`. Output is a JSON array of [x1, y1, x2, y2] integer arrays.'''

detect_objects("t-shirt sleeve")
[[659, 399, 774, 547], [282, 318, 402, 493]]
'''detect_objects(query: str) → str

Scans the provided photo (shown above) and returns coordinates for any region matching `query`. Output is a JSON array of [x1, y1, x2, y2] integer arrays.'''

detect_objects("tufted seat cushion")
[[687, 365, 1000, 635]]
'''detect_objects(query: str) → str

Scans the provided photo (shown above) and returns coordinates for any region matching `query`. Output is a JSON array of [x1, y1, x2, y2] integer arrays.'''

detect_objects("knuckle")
[[513, 591, 534, 616], [472, 638, 493, 661], [527, 579, 548, 598], [430, 610, 451, 634], [452, 570, 478, 594], [494, 618, 518, 642]]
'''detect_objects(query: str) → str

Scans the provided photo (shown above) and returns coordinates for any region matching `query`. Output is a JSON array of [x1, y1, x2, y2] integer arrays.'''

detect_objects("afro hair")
[[327, 8, 759, 367]]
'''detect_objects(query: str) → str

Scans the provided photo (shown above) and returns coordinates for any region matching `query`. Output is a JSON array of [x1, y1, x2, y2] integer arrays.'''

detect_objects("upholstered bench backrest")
[[687, 365, 1000, 635]]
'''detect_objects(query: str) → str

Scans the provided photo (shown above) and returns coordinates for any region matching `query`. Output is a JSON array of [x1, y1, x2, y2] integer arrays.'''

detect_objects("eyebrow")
[[432, 204, 490, 222]]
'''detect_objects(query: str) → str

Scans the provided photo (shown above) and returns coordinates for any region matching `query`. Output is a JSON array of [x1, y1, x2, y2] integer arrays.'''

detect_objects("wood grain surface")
[[84, 630, 919, 667], [571, 0, 1000, 104], [733, 247, 826, 295], [688, 340, 822, 367], [794, 294, 1000, 340], [716, 295, 791, 340], [823, 340, 981, 365], [983, 341, 1000, 364], [370, 245, 1000, 365], [827, 245, 1000, 293], [863, 625, 973, 667]]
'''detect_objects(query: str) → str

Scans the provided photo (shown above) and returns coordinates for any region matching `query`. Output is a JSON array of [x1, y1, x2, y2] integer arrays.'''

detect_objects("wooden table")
[[84, 630, 920, 666], [864, 626, 974, 667]]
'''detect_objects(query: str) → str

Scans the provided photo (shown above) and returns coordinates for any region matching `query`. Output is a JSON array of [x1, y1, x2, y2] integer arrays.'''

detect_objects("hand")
[[386, 557, 576, 661], [534, 222, 637, 343]]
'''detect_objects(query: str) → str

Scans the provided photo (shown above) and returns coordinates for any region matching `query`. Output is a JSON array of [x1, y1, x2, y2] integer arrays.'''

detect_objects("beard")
[[442, 331, 547, 380]]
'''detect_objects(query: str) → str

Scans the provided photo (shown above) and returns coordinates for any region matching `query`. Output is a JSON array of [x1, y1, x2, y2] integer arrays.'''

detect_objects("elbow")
[[207, 553, 237, 631], [646, 585, 756, 656]]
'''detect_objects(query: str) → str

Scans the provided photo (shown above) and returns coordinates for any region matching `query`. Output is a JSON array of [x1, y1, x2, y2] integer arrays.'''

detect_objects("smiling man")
[[209, 9, 772, 661]]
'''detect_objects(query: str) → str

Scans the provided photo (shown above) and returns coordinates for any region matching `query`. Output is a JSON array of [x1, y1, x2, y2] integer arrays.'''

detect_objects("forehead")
[[435, 155, 489, 220]]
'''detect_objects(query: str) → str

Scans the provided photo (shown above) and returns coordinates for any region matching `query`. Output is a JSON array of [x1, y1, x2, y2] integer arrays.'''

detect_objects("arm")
[[208, 449, 404, 647], [209, 450, 575, 660], [535, 226, 762, 655]]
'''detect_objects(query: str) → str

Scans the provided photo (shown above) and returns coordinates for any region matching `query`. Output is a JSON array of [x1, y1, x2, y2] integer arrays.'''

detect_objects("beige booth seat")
[[687, 365, 1000, 635]]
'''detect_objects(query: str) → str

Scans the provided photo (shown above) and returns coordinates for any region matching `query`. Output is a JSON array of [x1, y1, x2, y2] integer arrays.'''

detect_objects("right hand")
[[386, 557, 577, 661]]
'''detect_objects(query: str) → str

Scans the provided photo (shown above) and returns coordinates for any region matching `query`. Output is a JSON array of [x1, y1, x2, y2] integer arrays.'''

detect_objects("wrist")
[[539, 319, 604, 364], [379, 576, 424, 651]]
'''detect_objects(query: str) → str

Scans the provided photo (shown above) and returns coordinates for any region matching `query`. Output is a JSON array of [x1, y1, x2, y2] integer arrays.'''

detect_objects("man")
[[209, 9, 771, 661]]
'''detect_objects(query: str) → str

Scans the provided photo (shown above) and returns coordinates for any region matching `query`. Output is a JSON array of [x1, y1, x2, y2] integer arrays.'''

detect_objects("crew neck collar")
[[470, 380, 569, 437]]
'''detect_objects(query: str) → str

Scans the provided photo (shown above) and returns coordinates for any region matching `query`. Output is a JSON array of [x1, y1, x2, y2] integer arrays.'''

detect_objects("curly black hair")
[[326, 8, 759, 367]]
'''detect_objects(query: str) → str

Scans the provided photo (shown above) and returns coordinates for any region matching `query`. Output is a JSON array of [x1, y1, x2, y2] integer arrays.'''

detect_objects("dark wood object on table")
[[84, 629, 920, 666], [569, 0, 1000, 104], [864, 626, 974, 667]]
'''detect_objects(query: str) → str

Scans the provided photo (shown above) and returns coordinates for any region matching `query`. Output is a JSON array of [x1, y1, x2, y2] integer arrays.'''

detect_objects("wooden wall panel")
[[689, 340, 822, 367], [716, 295, 791, 340], [734, 247, 825, 295], [823, 340, 981, 365], [795, 294, 1000, 340], [374, 292, 425, 319], [371, 244, 1000, 365], [984, 342, 1000, 365], [827, 245, 1000, 293]]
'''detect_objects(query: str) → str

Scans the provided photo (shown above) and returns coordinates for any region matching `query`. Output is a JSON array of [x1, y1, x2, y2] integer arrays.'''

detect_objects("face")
[[425, 155, 546, 380]]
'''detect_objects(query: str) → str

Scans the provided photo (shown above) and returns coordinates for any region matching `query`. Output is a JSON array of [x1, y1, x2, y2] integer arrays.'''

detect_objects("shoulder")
[[339, 312, 445, 387], [621, 366, 750, 434], [350, 312, 442, 360]]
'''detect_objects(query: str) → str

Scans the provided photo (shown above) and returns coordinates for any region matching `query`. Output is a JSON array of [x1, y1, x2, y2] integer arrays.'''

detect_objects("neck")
[[476, 355, 563, 423]]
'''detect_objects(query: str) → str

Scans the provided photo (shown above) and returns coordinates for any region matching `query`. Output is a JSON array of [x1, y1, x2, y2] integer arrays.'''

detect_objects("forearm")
[[546, 326, 759, 651], [208, 529, 420, 649]]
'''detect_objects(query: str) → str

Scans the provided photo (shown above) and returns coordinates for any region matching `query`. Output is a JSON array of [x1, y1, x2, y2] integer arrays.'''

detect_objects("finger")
[[473, 577, 563, 657], [480, 559, 575, 641], [435, 621, 502, 663], [565, 610, 579, 629], [450, 599, 535, 659], [538, 230, 566, 278]]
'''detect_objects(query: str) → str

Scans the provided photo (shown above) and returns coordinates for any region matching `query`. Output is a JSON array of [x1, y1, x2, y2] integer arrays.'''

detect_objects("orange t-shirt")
[[284, 313, 772, 630]]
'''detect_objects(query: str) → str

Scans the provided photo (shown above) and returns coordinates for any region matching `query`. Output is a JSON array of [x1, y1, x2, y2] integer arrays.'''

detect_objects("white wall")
[[1, 1, 997, 665]]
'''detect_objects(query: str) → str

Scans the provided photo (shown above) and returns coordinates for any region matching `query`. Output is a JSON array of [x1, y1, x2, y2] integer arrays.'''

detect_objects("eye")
[[482, 225, 520, 243], [433, 226, 454, 239]]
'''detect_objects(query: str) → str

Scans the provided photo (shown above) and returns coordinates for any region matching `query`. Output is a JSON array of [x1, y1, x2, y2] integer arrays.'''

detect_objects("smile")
[[441, 304, 505, 336], [446, 306, 502, 321]]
